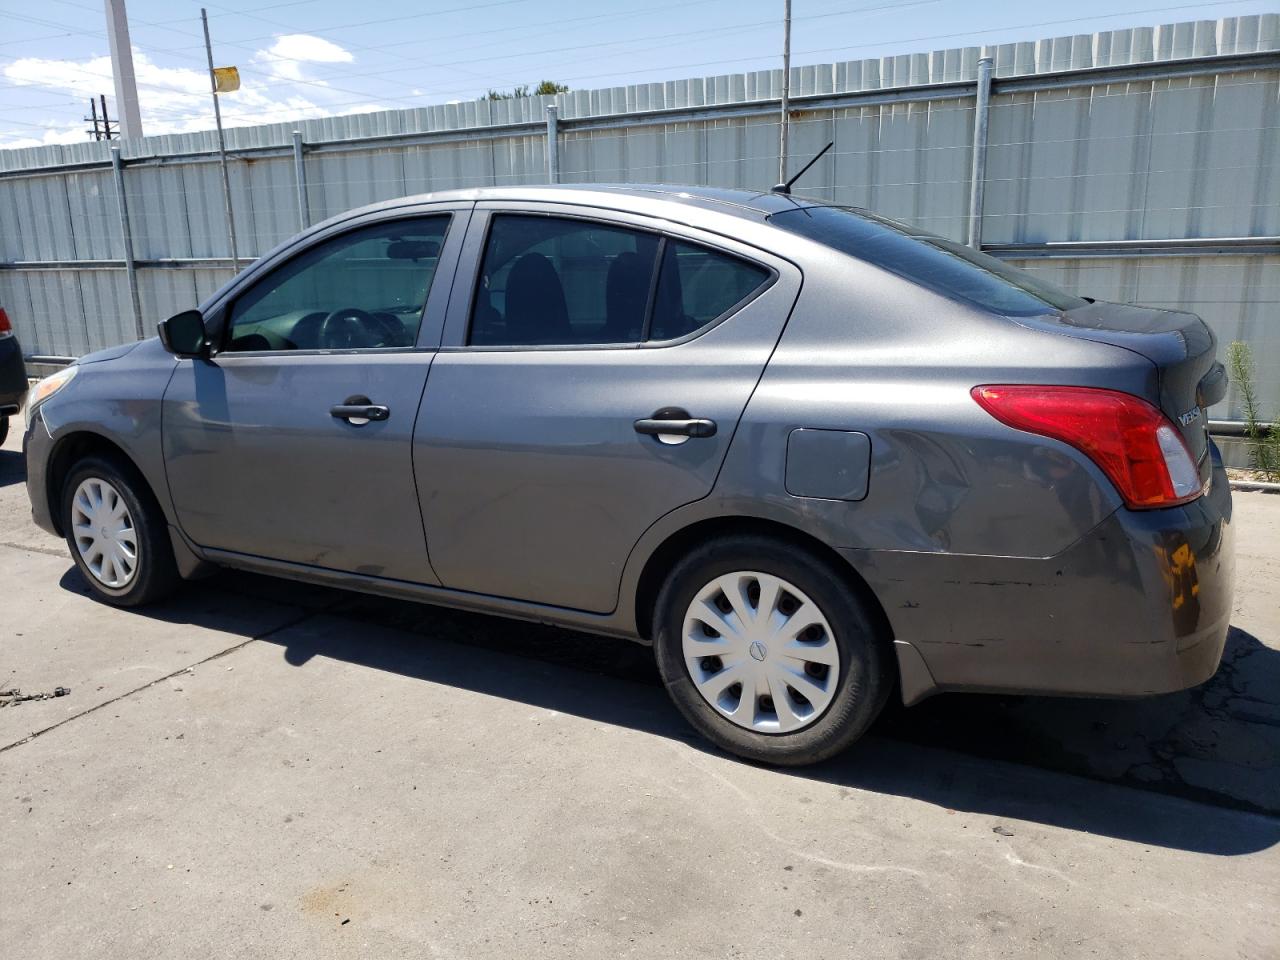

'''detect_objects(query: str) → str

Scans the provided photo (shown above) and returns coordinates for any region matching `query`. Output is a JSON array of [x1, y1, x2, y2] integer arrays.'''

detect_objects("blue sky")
[[0, 0, 1274, 148]]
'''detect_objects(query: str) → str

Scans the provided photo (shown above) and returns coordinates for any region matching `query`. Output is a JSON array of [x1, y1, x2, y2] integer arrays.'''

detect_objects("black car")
[[0, 305, 28, 446]]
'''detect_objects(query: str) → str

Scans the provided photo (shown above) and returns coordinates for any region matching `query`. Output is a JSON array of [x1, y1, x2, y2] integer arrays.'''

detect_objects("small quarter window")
[[649, 241, 771, 341]]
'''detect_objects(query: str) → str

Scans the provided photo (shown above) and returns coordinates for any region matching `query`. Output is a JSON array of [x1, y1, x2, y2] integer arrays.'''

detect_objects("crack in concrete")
[[0, 603, 337, 756], [1110, 633, 1279, 816], [0, 540, 66, 558]]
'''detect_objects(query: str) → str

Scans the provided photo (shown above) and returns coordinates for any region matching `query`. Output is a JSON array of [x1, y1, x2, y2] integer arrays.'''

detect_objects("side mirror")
[[158, 309, 209, 358]]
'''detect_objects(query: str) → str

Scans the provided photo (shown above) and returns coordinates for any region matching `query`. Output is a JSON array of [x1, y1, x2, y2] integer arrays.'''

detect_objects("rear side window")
[[469, 214, 771, 347], [768, 205, 1084, 317], [650, 241, 771, 341]]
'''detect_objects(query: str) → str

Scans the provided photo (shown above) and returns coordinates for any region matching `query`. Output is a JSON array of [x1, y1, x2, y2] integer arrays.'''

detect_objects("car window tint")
[[768, 205, 1085, 317], [226, 216, 449, 352], [469, 215, 660, 346], [648, 241, 771, 341]]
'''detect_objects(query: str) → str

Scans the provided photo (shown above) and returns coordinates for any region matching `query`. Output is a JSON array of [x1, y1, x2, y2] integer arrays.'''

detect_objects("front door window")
[[226, 216, 450, 352]]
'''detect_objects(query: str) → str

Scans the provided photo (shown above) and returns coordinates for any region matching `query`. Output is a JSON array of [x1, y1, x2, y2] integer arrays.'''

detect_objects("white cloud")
[[0, 39, 365, 149], [0, 129, 85, 150], [253, 34, 355, 82]]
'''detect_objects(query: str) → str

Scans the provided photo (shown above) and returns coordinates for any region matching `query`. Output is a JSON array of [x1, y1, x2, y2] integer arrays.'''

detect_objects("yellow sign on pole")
[[212, 66, 240, 93]]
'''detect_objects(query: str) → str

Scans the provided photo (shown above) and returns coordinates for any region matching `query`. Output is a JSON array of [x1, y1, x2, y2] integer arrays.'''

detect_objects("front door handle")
[[634, 407, 717, 439], [330, 395, 389, 424]]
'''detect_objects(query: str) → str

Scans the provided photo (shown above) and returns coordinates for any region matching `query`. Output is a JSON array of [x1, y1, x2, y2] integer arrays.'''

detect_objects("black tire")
[[653, 534, 892, 766], [0, 414, 8, 447], [60, 454, 180, 607]]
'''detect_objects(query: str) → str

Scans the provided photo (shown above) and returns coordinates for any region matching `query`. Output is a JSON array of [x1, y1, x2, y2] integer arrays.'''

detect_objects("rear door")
[[163, 203, 469, 583], [413, 203, 800, 613]]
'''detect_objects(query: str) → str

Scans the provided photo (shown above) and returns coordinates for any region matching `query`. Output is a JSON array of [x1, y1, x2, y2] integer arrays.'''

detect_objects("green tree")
[[484, 81, 568, 100]]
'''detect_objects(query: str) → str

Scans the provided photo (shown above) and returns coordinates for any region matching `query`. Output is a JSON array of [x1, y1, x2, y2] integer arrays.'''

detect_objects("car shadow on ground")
[[57, 563, 1279, 856]]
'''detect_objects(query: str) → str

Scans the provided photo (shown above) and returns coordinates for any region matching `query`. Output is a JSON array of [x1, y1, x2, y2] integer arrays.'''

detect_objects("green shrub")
[[1227, 341, 1279, 481]]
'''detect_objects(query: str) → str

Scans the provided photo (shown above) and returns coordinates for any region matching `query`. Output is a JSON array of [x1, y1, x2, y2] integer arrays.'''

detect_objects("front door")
[[413, 206, 800, 612], [163, 209, 464, 583]]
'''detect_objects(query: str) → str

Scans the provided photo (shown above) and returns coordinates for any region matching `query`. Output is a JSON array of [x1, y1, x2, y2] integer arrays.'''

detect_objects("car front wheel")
[[653, 535, 892, 765], [61, 455, 179, 607]]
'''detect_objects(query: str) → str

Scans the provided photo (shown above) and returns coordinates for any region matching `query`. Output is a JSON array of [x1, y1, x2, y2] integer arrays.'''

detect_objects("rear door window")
[[468, 214, 772, 347], [469, 215, 659, 346]]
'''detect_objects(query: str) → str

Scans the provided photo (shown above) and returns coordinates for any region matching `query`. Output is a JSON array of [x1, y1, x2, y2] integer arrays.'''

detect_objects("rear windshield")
[[768, 205, 1085, 317]]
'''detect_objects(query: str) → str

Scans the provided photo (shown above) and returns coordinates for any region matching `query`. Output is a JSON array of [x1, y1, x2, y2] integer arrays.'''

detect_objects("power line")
[[199, 0, 1270, 125], [0, 0, 1268, 137], [206, 3, 501, 89], [19, 2, 504, 100], [546, 0, 1269, 87], [245, 0, 940, 90], [0, 0, 922, 111], [138, 0, 551, 55], [0, 0, 827, 107], [45, 0, 203, 40], [0, 32, 432, 111]]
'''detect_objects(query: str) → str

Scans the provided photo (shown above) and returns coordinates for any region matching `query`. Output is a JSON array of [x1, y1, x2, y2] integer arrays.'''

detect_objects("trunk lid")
[[1015, 301, 1221, 475]]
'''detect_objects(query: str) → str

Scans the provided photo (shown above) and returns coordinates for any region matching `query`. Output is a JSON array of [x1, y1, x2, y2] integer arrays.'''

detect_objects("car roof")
[[340, 183, 832, 226]]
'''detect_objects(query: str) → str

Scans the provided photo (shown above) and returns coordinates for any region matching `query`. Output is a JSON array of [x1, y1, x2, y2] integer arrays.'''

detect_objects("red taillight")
[[0, 307, 11, 337], [972, 385, 1203, 510]]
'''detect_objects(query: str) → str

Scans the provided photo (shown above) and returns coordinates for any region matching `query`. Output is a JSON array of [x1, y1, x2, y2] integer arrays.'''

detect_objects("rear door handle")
[[634, 409, 717, 439], [330, 395, 389, 424]]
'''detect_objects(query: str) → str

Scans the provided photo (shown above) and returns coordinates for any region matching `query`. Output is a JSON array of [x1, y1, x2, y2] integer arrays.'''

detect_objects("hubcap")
[[70, 478, 138, 589], [682, 571, 840, 734]]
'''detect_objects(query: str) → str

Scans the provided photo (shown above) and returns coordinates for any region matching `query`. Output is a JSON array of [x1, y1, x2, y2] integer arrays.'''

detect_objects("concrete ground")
[[1, 423, 1277, 959]]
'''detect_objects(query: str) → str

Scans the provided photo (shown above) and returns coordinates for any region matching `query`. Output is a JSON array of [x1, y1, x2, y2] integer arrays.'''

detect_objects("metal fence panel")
[[78, 270, 133, 353], [1014, 253, 1280, 420]]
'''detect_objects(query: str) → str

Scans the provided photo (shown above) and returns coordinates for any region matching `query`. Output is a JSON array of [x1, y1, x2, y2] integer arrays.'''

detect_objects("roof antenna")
[[772, 141, 834, 195]]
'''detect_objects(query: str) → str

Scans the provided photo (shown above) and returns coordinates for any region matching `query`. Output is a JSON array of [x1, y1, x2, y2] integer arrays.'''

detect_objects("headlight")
[[24, 365, 77, 426]]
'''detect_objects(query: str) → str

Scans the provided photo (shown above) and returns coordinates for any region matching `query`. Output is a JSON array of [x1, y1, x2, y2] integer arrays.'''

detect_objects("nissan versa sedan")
[[23, 185, 1234, 765]]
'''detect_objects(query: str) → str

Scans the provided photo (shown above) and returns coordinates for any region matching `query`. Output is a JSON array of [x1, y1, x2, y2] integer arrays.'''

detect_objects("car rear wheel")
[[61, 455, 179, 607], [653, 535, 892, 765], [0, 414, 8, 447]]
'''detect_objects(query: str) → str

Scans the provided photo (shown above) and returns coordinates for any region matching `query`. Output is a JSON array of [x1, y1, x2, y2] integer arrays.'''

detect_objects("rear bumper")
[[851, 448, 1234, 704], [0, 335, 26, 411]]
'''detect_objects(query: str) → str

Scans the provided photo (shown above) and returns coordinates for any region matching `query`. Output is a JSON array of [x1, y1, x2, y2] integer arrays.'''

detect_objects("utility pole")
[[778, 0, 792, 185], [104, 0, 143, 139], [86, 96, 119, 141], [101, 96, 116, 140], [202, 7, 240, 273]]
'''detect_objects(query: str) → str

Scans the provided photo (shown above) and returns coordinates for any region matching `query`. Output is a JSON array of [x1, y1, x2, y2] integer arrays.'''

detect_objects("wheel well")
[[632, 516, 896, 647], [46, 432, 146, 536]]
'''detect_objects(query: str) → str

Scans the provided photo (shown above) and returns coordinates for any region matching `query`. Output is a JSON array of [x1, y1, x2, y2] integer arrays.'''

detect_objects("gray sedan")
[[23, 185, 1234, 765]]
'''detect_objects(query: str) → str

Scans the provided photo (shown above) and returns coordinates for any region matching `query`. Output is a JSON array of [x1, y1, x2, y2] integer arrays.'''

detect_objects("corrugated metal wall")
[[1, 14, 1277, 416]]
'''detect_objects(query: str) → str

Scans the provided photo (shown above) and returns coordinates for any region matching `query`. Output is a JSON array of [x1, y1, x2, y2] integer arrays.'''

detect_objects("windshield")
[[769, 205, 1085, 317]]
